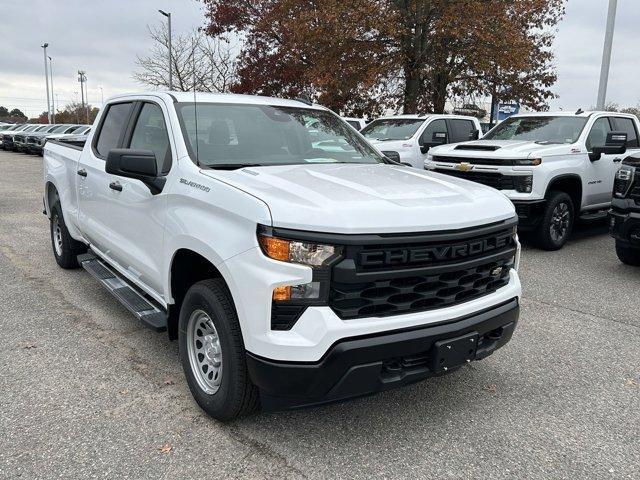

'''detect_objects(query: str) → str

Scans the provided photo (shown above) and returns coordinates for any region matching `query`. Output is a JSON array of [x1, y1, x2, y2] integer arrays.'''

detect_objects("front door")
[[101, 101, 174, 298], [584, 116, 618, 207]]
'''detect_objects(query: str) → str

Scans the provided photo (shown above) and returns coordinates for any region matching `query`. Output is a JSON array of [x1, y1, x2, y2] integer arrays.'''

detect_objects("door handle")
[[77, 168, 87, 177], [613, 157, 622, 163], [109, 181, 123, 192]]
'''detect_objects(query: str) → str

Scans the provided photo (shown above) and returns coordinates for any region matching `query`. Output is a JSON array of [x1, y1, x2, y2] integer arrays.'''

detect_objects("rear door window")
[[95, 102, 133, 158], [612, 117, 639, 148], [448, 119, 476, 143]]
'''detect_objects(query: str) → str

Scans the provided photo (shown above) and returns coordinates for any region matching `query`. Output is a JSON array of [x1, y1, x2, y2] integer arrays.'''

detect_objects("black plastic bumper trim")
[[247, 297, 519, 411], [512, 199, 546, 230]]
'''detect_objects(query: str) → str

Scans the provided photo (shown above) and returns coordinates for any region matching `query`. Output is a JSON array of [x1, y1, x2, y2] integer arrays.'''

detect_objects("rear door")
[[77, 101, 135, 254]]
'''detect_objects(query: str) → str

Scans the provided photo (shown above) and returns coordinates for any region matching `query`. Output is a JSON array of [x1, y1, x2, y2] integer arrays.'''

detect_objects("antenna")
[[575, 108, 584, 115], [192, 38, 200, 168]]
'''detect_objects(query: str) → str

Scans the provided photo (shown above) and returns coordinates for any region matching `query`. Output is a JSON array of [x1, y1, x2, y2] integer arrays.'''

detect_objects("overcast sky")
[[1, 0, 638, 117]]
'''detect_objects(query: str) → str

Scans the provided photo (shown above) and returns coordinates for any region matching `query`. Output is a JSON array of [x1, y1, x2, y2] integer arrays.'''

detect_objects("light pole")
[[596, 0, 618, 110], [78, 70, 89, 124], [41, 43, 51, 123], [48, 56, 55, 123], [99, 86, 104, 107], [159, 9, 172, 90]]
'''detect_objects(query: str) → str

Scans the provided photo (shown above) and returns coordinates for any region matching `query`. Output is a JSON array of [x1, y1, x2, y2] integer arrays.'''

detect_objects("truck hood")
[[431, 139, 577, 158], [204, 163, 515, 234]]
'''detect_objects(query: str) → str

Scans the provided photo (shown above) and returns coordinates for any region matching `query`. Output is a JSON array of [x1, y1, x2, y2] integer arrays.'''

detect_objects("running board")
[[579, 210, 608, 221], [77, 252, 167, 332]]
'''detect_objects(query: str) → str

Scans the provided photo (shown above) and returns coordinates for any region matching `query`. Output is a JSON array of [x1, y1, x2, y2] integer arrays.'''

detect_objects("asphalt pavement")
[[0, 150, 638, 479]]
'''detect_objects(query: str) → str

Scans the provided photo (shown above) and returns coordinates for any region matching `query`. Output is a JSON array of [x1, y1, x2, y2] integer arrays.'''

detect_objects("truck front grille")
[[328, 222, 517, 320], [434, 169, 515, 190]]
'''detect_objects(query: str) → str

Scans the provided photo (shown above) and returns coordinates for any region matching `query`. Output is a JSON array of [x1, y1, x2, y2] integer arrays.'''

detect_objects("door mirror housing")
[[469, 129, 480, 140], [105, 148, 165, 194], [589, 131, 627, 161], [420, 131, 449, 154]]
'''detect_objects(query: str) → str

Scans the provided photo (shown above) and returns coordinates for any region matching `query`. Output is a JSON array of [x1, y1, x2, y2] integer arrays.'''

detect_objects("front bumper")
[[609, 208, 640, 245], [512, 199, 546, 231], [247, 297, 519, 411]]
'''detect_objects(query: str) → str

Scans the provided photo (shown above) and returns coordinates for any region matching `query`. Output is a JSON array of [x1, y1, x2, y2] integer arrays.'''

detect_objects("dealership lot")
[[0, 150, 638, 479]]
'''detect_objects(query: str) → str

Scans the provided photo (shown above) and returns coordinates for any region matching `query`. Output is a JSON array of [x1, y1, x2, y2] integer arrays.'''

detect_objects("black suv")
[[609, 154, 640, 265]]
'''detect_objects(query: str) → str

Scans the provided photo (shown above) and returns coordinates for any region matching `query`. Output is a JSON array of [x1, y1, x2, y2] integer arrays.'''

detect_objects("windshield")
[[484, 116, 588, 144], [50, 125, 71, 133], [360, 118, 424, 141], [175, 103, 385, 168]]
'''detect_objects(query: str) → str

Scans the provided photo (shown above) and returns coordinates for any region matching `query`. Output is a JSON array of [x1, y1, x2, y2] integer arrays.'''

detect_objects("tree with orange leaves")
[[201, 0, 565, 116]]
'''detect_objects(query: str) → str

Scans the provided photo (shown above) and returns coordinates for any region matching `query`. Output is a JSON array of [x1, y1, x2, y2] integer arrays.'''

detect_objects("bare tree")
[[133, 24, 238, 92]]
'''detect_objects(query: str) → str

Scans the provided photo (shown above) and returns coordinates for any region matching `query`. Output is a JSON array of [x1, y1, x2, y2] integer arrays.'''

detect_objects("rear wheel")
[[615, 241, 640, 266], [50, 201, 87, 269], [536, 191, 574, 250], [179, 279, 259, 421]]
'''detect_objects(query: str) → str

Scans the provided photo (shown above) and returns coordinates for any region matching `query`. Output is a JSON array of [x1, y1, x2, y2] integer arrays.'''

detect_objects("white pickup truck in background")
[[43, 92, 521, 420], [360, 114, 482, 168], [426, 111, 638, 249]]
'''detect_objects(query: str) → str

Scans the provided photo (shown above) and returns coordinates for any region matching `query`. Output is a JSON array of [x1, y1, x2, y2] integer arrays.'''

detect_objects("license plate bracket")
[[430, 332, 479, 373]]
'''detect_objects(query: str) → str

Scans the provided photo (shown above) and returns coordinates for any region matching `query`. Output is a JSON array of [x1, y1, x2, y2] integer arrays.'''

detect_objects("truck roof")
[[373, 113, 479, 122], [105, 91, 328, 111], [510, 110, 637, 119]]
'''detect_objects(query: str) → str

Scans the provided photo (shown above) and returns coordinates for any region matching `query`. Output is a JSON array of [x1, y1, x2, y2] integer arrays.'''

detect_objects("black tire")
[[179, 279, 259, 421], [615, 241, 640, 266], [50, 201, 87, 269], [536, 191, 574, 251]]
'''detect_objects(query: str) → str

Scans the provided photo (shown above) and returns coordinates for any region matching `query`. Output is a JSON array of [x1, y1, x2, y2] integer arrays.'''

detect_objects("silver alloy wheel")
[[550, 202, 570, 243], [52, 215, 63, 257], [186, 309, 223, 394]]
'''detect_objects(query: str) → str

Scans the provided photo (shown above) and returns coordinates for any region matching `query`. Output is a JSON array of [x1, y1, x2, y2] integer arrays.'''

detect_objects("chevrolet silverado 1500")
[[44, 92, 521, 420]]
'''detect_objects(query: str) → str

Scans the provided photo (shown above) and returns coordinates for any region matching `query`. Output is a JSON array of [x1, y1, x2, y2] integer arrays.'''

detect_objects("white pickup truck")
[[361, 114, 482, 168], [426, 111, 637, 249], [43, 92, 521, 420]]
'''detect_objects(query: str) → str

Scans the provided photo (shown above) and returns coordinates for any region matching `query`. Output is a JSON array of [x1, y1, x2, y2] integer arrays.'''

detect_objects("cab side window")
[[449, 119, 476, 143], [420, 119, 448, 145], [586, 117, 612, 152], [129, 103, 172, 174], [95, 102, 133, 158], [612, 117, 639, 148]]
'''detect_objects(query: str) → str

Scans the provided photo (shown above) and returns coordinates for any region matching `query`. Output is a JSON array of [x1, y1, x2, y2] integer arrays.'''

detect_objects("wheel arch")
[[44, 181, 59, 218], [545, 174, 582, 213], [167, 247, 235, 341]]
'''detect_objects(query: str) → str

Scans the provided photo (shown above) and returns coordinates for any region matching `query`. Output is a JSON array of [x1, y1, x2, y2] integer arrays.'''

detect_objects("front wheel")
[[615, 241, 640, 266], [178, 279, 259, 421], [536, 191, 574, 251]]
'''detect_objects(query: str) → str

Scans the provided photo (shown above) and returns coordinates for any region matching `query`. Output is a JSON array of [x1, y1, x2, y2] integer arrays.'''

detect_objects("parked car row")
[[0, 123, 91, 155]]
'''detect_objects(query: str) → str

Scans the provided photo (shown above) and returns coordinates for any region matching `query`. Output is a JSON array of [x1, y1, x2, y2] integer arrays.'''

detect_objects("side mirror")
[[105, 148, 165, 194], [589, 131, 627, 161], [469, 129, 480, 140], [420, 131, 448, 154]]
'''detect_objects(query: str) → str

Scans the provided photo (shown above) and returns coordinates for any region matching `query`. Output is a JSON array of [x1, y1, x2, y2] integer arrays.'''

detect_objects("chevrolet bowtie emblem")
[[456, 162, 473, 172]]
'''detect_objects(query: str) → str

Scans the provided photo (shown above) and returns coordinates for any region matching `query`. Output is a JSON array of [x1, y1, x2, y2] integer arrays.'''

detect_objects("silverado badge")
[[456, 162, 473, 172]]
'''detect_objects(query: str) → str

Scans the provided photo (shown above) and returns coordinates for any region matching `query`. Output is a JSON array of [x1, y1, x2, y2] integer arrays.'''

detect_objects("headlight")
[[513, 158, 542, 166], [258, 233, 340, 267]]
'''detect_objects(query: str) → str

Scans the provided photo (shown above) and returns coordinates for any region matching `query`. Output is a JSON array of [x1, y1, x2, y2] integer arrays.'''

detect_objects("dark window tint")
[[612, 117, 639, 148], [449, 119, 476, 142], [346, 120, 361, 130], [420, 119, 448, 144], [129, 103, 172, 173], [586, 117, 612, 151], [96, 102, 132, 157]]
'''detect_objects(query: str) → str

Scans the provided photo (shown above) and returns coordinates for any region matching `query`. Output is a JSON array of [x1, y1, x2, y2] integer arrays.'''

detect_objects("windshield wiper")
[[208, 163, 265, 170]]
